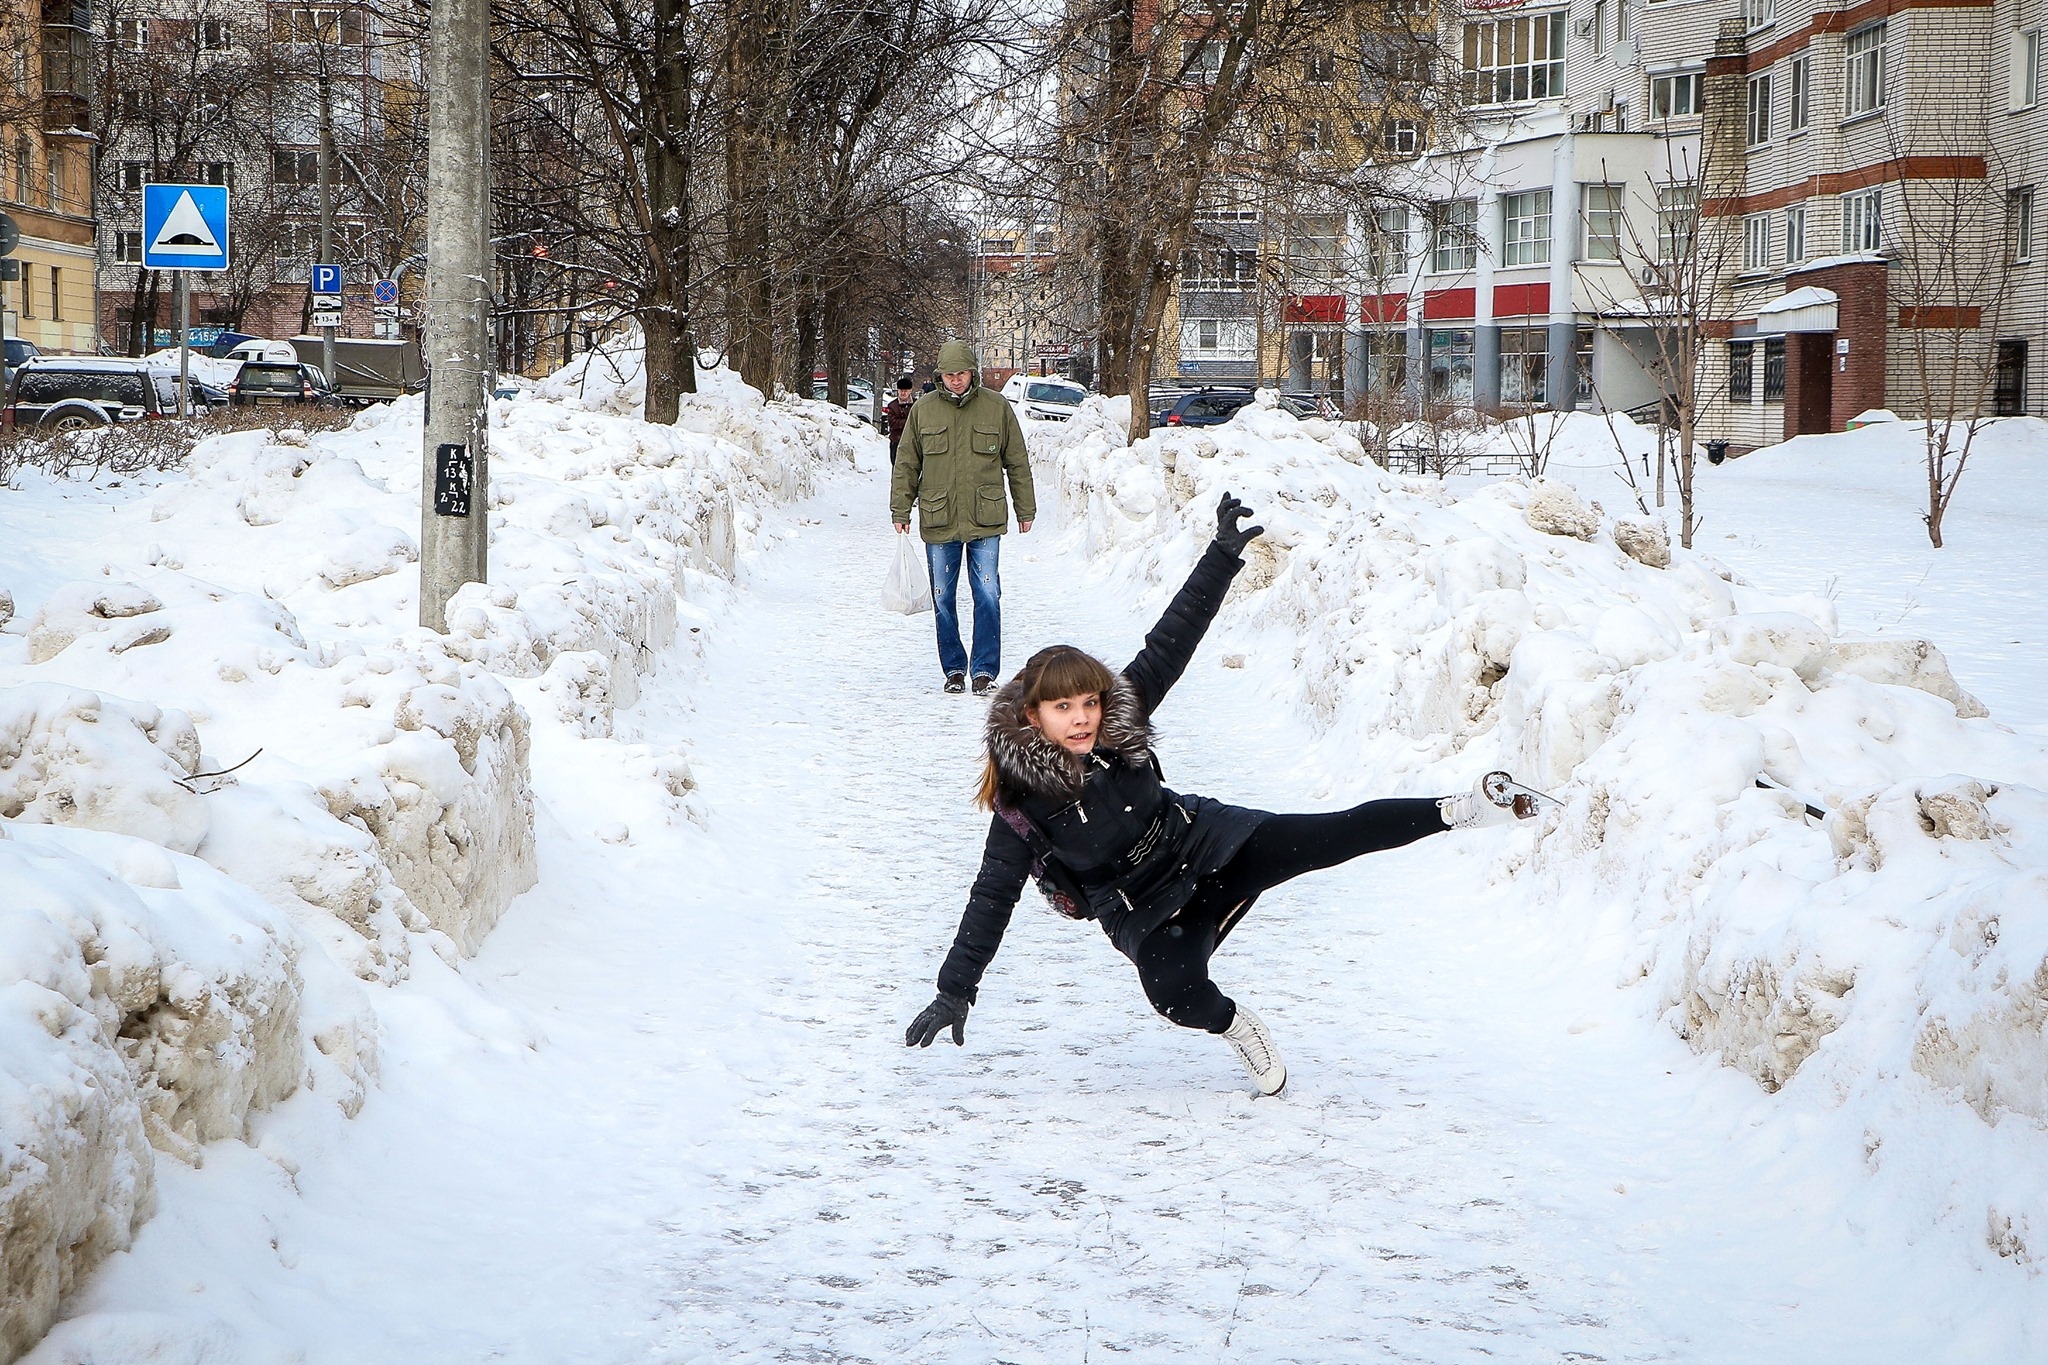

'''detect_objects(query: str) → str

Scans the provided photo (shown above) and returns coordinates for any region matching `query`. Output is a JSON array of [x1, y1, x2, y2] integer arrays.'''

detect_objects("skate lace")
[[1230, 1023, 1274, 1073]]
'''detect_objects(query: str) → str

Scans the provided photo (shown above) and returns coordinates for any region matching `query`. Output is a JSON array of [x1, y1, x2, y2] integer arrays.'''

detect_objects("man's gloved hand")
[[905, 992, 970, 1047], [1215, 491, 1264, 557]]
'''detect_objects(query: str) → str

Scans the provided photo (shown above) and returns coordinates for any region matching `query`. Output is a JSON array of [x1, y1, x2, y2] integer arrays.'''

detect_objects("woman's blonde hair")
[[975, 645, 1117, 810]]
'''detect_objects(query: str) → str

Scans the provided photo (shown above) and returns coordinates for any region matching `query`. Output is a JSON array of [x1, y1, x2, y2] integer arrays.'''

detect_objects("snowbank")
[[1033, 402, 2048, 1179], [0, 356, 856, 1356]]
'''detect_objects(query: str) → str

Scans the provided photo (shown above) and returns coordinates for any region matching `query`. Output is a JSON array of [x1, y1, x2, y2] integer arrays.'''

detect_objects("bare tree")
[[1881, 116, 2019, 549]]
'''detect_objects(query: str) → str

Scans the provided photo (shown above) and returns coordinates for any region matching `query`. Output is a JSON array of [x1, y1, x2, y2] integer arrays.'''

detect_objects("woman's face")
[[1028, 692, 1102, 755]]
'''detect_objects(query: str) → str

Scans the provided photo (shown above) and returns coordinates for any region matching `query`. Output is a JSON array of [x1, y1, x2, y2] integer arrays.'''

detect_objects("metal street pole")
[[318, 66, 336, 386], [419, 0, 492, 630], [176, 271, 190, 416]]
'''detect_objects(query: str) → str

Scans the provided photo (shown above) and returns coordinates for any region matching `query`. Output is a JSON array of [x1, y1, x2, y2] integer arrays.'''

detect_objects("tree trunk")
[[722, 0, 775, 393], [789, 284, 820, 398], [644, 306, 686, 422], [822, 280, 850, 405], [643, 0, 695, 415]]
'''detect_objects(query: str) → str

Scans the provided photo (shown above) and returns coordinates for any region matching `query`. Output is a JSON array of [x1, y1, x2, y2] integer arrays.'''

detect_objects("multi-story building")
[[973, 221, 1069, 389], [91, 0, 420, 351], [2, 0, 100, 355], [1346, 0, 2046, 441]]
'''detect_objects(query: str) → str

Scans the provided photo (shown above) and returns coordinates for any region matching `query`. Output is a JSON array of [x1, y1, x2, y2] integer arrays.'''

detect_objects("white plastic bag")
[[882, 532, 934, 615]]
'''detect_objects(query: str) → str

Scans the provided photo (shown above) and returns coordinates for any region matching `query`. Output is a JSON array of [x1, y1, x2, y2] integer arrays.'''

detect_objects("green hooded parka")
[[890, 340, 1036, 544]]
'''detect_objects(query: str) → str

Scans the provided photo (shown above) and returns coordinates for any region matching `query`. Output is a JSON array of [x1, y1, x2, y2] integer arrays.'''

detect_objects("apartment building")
[[1346, 0, 2046, 440], [2, 0, 100, 355], [91, 0, 419, 350]]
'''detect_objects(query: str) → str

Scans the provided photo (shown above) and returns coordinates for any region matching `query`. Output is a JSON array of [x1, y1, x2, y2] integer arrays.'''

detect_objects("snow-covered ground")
[[4, 378, 2044, 1361]]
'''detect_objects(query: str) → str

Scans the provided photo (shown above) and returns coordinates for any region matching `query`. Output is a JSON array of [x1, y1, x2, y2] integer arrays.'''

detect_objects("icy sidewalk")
[[28, 459, 2023, 1364]]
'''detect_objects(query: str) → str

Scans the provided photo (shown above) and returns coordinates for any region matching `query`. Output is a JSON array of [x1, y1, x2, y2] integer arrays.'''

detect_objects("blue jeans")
[[926, 536, 1001, 680]]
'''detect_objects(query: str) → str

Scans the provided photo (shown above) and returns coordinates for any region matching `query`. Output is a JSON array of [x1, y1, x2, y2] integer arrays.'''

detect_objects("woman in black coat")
[[903, 493, 1539, 1094]]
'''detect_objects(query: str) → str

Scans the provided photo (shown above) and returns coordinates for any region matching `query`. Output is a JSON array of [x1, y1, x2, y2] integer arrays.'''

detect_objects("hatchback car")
[[229, 360, 341, 407], [5, 357, 182, 430], [1001, 374, 1088, 421], [1152, 388, 1256, 428]]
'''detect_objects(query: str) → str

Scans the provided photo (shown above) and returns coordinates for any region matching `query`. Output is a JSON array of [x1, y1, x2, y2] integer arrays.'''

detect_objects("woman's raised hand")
[[1215, 491, 1264, 557]]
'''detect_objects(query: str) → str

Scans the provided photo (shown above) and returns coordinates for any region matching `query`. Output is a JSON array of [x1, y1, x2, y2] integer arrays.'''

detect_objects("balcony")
[[41, 0, 93, 135]]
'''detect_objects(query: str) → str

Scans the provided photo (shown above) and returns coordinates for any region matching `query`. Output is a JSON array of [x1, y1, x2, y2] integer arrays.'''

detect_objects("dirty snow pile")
[[1032, 391, 2048, 1261], [0, 358, 852, 1357]]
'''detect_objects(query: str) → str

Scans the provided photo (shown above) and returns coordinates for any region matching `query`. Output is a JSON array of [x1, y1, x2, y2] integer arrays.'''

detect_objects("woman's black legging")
[[1131, 797, 1447, 1033]]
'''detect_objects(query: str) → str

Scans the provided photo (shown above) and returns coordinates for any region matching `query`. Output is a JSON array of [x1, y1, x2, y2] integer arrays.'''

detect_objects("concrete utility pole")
[[418, 0, 493, 630]]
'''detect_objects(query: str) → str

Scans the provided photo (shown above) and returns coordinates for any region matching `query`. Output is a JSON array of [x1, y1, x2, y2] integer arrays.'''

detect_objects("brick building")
[[1345, 0, 2045, 440]]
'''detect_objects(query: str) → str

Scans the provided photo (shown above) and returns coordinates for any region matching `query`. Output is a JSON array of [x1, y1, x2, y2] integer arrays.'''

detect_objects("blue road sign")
[[311, 263, 344, 295], [141, 184, 230, 270], [373, 278, 400, 305]]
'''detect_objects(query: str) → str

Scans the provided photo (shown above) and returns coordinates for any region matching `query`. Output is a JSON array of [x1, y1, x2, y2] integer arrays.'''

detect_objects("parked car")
[[229, 359, 343, 407], [1152, 387, 1256, 429], [809, 377, 875, 424], [1280, 391, 1342, 420], [4, 336, 41, 368], [1001, 374, 1088, 422], [5, 356, 182, 430], [224, 338, 302, 365]]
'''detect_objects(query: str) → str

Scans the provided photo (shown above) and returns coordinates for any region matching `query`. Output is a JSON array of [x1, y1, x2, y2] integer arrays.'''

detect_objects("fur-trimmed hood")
[[984, 672, 1153, 802]]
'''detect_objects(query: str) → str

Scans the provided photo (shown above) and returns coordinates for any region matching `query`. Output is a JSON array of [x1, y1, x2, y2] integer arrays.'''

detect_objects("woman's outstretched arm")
[[933, 815, 1035, 1004], [1121, 493, 1263, 714]]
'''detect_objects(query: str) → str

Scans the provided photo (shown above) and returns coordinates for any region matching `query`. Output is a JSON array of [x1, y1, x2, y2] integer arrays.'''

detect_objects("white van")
[[1001, 374, 1088, 422], [225, 338, 300, 365]]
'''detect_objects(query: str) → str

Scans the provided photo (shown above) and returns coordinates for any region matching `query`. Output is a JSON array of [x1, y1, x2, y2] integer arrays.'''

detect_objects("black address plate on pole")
[[434, 442, 472, 516]]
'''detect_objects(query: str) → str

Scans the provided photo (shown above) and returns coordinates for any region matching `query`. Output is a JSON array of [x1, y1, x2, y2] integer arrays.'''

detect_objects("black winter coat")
[[935, 540, 1269, 1002]]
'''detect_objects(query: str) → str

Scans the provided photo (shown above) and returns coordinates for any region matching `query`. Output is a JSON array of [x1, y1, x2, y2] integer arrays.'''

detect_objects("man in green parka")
[[891, 339, 1036, 696]]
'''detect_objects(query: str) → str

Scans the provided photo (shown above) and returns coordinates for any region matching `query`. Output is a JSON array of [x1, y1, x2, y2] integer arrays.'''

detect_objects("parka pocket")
[[975, 484, 1007, 526], [972, 426, 1002, 456], [920, 424, 951, 455], [920, 489, 953, 529]]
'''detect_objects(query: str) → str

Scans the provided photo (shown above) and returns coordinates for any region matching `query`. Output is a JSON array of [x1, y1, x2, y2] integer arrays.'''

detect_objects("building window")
[[2013, 30, 2041, 110], [13, 137, 32, 203], [1179, 247, 1258, 290], [1995, 339, 2027, 414], [1744, 0, 1775, 31], [1846, 24, 1888, 116], [1730, 340, 1755, 403], [1198, 319, 1220, 349], [1464, 12, 1567, 105], [115, 230, 144, 263], [1747, 72, 1774, 145], [49, 266, 61, 321], [1592, 0, 1608, 55], [273, 148, 321, 185], [197, 18, 230, 49], [1785, 203, 1807, 263], [19, 262, 32, 317], [1428, 328, 1475, 402], [1617, 0, 1632, 42], [1368, 205, 1410, 280], [117, 160, 148, 193], [1743, 214, 1773, 272], [1502, 190, 1553, 267], [1501, 326, 1548, 404], [199, 161, 234, 187], [1301, 117, 1334, 153], [1379, 117, 1422, 156], [1306, 48, 1335, 83], [1842, 187, 1883, 252], [273, 5, 368, 45], [1788, 53, 1812, 131], [1432, 199, 1478, 273], [2014, 188, 2035, 263], [1763, 337, 1786, 402], [1657, 182, 1697, 261], [1583, 184, 1626, 261], [1181, 39, 1223, 80], [119, 17, 147, 49], [1651, 71, 1701, 118]]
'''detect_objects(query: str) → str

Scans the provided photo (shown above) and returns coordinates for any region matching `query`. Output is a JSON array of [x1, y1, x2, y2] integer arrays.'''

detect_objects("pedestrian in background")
[[891, 339, 1034, 696], [884, 375, 916, 459]]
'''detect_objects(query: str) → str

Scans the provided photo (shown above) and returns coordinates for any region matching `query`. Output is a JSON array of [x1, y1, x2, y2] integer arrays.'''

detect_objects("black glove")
[[905, 992, 970, 1048], [1215, 491, 1264, 557]]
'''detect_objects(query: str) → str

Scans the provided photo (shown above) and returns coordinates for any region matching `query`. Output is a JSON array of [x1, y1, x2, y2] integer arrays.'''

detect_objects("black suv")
[[5, 357, 182, 431], [229, 360, 341, 407], [1152, 387, 1256, 429]]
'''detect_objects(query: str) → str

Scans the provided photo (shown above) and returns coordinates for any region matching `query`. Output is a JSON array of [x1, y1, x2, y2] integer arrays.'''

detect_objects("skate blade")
[[1481, 771, 1565, 812]]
